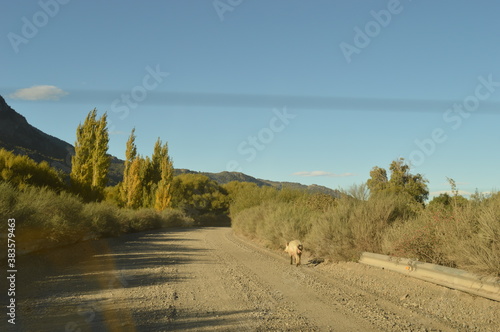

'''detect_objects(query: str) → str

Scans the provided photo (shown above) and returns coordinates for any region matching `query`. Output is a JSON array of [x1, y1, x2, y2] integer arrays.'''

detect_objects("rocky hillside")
[[0, 95, 74, 173], [0, 95, 124, 184]]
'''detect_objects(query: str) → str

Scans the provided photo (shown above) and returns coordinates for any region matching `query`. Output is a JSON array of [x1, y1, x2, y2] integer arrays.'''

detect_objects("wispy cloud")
[[4, 89, 499, 112], [9, 85, 68, 101], [440, 181, 470, 186], [293, 171, 356, 178], [431, 190, 494, 197], [430, 190, 473, 197]]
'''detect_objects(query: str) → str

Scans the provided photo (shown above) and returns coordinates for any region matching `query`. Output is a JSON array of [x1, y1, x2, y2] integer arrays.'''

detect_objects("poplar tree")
[[141, 156, 154, 208], [120, 128, 138, 206], [154, 141, 174, 211], [125, 157, 144, 209], [118, 132, 174, 210], [151, 139, 163, 184], [92, 113, 110, 190], [71, 109, 110, 201]]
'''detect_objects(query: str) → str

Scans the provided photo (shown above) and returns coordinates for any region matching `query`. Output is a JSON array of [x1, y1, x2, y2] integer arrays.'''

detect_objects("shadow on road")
[[0, 227, 216, 331], [137, 308, 257, 331]]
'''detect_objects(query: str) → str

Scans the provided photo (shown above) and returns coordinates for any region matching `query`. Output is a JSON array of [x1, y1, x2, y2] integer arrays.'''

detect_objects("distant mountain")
[[175, 169, 341, 197], [0, 96, 340, 197]]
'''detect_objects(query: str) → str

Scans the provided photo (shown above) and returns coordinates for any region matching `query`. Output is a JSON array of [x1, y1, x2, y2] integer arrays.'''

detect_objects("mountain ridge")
[[0, 96, 340, 197]]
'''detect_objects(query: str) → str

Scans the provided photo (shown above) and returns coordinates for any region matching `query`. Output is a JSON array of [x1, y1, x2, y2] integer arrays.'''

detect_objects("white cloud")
[[430, 190, 494, 197], [440, 181, 470, 186], [293, 171, 356, 178], [430, 190, 473, 197], [9, 85, 68, 101]]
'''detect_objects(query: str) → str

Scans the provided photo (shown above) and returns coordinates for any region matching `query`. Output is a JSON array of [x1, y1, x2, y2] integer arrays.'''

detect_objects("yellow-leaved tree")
[[70, 109, 110, 201]]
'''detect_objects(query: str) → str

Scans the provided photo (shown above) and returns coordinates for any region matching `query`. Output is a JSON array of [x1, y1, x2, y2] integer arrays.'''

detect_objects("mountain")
[[174, 169, 341, 197], [0, 96, 340, 197], [0, 95, 125, 185], [0, 95, 74, 173]]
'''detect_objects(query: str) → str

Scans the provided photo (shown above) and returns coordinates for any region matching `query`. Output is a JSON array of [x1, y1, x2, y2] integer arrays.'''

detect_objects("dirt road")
[[2, 227, 498, 331]]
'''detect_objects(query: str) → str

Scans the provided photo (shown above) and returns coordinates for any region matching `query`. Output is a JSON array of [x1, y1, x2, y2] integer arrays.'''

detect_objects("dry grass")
[[0, 182, 194, 253], [231, 187, 500, 277]]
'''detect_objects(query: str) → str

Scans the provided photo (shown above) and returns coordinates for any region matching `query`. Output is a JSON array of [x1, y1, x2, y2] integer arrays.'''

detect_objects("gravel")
[[1, 227, 498, 331]]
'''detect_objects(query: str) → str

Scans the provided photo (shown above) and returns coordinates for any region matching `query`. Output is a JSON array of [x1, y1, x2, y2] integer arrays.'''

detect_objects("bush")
[[435, 196, 500, 276], [0, 183, 194, 255], [160, 208, 195, 228], [232, 201, 315, 249], [126, 208, 163, 232], [306, 200, 355, 261], [0, 148, 66, 192], [0, 185, 87, 253], [231, 189, 423, 262], [382, 213, 451, 266], [83, 202, 122, 238], [229, 181, 499, 277], [0, 182, 18, 226]]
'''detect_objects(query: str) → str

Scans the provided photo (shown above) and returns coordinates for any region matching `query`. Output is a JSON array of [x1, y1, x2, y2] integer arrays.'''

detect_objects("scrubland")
[[229, 183, 500, 277]]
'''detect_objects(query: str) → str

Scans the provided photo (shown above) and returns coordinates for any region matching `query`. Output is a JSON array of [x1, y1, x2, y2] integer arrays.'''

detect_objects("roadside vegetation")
[[230, 159, 500, 277], [0, 109, 223, 254], [1, 109, 498, 277]]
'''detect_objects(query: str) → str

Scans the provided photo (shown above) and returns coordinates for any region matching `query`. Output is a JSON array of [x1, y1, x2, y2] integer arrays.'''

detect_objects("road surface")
[[2, 227, 498, 331]]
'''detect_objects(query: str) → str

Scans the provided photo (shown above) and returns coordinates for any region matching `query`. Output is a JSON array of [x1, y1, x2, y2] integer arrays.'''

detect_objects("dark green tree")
[[367, 158, 429, 204]]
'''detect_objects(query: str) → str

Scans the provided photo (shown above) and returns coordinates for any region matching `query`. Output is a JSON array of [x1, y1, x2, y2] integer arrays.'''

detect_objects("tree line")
[[1, 107, 481, 214], [69, 109, 175, 211]]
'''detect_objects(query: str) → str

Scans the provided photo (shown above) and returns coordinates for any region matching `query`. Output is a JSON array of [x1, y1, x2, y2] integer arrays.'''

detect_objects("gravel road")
[[2, 227, 498, 331]]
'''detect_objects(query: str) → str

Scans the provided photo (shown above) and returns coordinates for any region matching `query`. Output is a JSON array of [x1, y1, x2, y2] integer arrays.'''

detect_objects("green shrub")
[[126, 208, 164, 232], [160, 208, 195, 228], [0, 183, 194, 255], [3, 186, 87, 252], [0, 148, 66, 192], [83, 202, 122, 238], [0, 182, 18, 228]]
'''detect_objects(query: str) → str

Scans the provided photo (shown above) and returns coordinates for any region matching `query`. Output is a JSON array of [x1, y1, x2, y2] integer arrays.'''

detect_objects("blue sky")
[[1, 0, 499, 198]]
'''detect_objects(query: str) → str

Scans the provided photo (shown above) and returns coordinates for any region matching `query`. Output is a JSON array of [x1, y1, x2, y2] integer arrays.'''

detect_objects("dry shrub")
[[229, 185, 499, 277], [83, 202, 122, 238], [232, 202, 315, 249], [306, 193, 420, 261], [160, 208, 195, 228], [0, 183, 194, 255], [436, 195, 500, 276], [257, 202, 314, 249], [305, 199, 355, 261], [382, 213, 451, 266]]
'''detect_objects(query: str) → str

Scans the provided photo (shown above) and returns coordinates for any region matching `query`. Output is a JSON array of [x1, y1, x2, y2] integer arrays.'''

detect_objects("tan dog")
[[284, 240, 303, 266]]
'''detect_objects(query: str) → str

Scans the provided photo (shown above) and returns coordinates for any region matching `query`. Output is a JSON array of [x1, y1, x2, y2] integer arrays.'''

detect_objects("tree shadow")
[[1, 228, 219, 331], [134, 308, 259, 331]]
